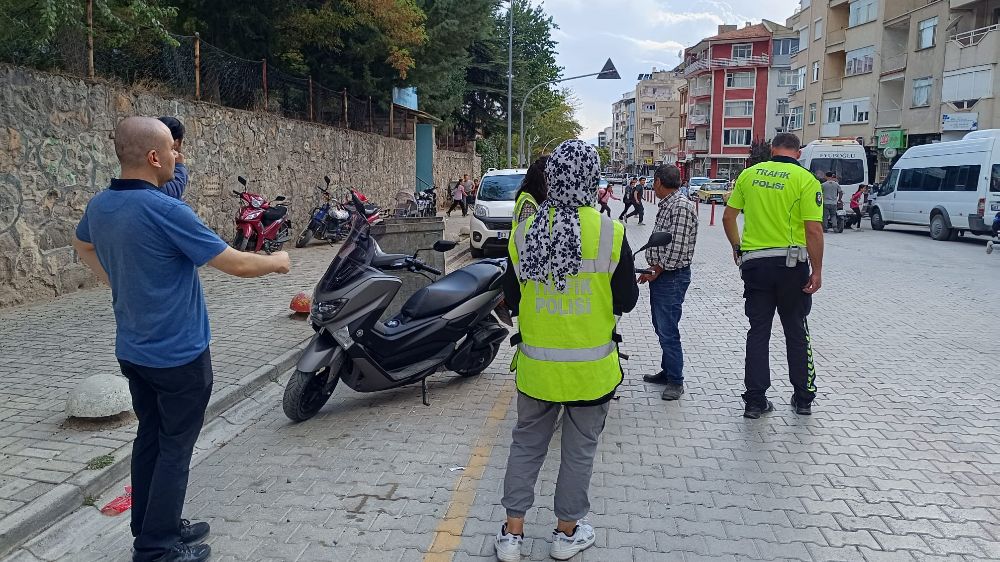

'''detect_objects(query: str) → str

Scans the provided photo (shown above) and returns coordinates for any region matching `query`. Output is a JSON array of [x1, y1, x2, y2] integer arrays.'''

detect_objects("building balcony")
[[688, 139, 709, 152], [683, 55, 770, 77], [876, 108, 902, 128], [823, 77, 843, 93], [772, 53, 791, 68], [826, 28, 847, 48], [689, 85, 712, 97], [951, 0, 981, 8], [689, 114, 710, 126], [946, 24, 1000, 72], [881, 53, 907, 75]]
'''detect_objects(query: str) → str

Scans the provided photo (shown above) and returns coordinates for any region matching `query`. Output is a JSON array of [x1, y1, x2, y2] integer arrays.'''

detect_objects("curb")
[[0, 337, 311, 559]]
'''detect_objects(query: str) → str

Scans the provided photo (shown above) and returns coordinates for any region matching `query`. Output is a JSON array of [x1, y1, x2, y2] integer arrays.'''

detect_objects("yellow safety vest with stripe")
[[508, 207, 625, 403], [511, 192, 538, 231]]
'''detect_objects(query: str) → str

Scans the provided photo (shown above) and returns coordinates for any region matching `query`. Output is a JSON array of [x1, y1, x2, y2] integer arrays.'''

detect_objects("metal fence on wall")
[[0, 21, 473, 148]]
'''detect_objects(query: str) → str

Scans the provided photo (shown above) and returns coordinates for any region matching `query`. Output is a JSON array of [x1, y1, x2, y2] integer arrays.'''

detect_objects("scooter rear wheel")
[[295, 228, 314, 248], [282, 367, 337, 422]]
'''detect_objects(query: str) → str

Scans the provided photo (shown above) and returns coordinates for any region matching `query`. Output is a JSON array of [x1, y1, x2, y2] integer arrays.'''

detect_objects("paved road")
[[7, 202, 1000, 561]]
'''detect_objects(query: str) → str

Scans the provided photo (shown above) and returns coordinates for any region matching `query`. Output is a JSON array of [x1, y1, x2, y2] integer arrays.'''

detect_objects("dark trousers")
[[626, 201, 645, 222], [649, 267, 691, 383], [598, 201, 612, 217], [618, 198, 633, 220], [448, 199, 467, 216], [741, 259, 816, 408], [848, 207, 862, 228], [118, 349, 214, 561]]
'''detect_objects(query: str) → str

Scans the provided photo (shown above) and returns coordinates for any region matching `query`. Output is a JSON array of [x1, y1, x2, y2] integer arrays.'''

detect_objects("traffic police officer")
[[493, 140, 638, 562], [722, 132, 824, 419]]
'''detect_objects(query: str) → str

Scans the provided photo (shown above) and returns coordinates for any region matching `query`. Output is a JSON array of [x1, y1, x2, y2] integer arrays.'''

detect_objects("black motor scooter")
[[282, 192, 511, 422]]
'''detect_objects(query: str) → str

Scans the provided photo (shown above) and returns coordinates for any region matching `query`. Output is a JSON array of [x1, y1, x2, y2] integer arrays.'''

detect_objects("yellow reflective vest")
[[511, 192, 538, 231], [508, 206, 625, 403]]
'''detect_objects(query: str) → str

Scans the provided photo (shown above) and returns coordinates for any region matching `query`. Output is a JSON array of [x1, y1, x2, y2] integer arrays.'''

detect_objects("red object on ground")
[[100, 486, 132, 516], [710, 201, 716, 226], [290, 291, 312, 314]]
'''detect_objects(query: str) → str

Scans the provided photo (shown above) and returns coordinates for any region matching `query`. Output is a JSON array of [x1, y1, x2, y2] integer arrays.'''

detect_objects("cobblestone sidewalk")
[[5, 204, 1000, 561]]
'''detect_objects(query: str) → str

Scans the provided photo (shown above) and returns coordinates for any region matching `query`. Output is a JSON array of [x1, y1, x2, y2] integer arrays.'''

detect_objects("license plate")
[[992, 203, 1000, 211], [496, 231, 509, 239]]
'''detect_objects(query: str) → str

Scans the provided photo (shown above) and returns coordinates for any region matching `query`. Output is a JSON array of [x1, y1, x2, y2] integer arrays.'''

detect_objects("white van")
[[469, 168, 527, 257], [798, 139, 870, 197], [870, 130, 1000, 240]]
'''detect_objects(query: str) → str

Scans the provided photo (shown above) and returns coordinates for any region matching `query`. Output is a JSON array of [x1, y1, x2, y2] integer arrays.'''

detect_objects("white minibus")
[[798, 139, 870, 196], [870, 130, 1000, 240]]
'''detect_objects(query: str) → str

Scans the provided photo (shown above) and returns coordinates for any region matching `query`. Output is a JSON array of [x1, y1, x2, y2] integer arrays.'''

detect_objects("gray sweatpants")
[[502, 393, 610, 522]]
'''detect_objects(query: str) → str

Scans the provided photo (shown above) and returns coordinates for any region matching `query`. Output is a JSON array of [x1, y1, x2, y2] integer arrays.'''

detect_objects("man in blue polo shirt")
[[74, 117, 291, 562]]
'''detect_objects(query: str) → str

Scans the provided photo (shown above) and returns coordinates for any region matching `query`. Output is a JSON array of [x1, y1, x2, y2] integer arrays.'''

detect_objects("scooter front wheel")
[[282, 367, 337, 422], [295, 227, 314, 248]]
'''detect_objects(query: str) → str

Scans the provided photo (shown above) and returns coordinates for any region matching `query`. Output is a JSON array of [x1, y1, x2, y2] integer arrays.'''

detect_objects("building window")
[[845, 46, 875, 76], [643, 103, 656, 112], [814, 18, 824, 40], [726, 71, 754, 88], [773, 38, 800, 55], [790, 107, 804, 130], [798, 26, 809, 47], [942, 66, 993, 102], [849, 0, 878, 27], [851, 100, 870, 123], [826, 105, 842, 123], [912, 77, 933, 107], [723, 129, 752, 146], [808, 103, 817, 124], [724, 100, 754, 117], [778, 69, 799, 87], [732, 43, 753, 59], [796, 67, 807, 90], [918, 17, 938, 49], [812, 62, 820, 82], [777, 98, 790, 115]]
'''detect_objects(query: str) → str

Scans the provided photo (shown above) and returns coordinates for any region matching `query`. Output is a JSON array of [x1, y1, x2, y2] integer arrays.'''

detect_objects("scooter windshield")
[[316, 213, 374, 293]]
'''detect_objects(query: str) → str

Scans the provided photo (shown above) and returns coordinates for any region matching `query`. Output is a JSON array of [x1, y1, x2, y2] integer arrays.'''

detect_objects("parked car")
[[687, 177, 711, 200], [469, 168, 528, 257], [696, 179, 731, 204]]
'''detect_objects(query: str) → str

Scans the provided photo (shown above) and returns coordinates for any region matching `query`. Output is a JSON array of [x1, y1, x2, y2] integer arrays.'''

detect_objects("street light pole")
[[506, 2, 514, 168], [518, 59, 620, 167]]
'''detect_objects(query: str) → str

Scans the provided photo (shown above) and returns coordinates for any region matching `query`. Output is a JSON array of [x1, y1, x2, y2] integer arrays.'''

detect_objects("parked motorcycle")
[[296, 176, 351, 248], [282, 191, 511, 422], [232, 176, 292, 253], [393, 188, 436, 218]]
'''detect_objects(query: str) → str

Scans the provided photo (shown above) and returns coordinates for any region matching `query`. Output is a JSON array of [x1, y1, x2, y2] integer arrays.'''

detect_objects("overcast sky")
[[535, 0, 802, 140]]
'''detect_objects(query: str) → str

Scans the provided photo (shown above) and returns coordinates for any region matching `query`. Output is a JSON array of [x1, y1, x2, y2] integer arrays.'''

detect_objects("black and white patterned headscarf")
[[518, 140, 601, 291]]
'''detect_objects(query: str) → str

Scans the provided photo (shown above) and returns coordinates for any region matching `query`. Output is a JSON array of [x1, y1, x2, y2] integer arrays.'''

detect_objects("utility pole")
[[507, 1, 513, 168]]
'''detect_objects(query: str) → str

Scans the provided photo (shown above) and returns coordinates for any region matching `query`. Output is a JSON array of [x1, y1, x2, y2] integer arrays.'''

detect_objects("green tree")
[[747, 138, 772, 168], [596, 147, 610, 168]]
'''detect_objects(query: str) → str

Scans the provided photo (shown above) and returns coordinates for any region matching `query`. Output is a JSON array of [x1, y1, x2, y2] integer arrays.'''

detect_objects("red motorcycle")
[[232, 176, 292, 253]]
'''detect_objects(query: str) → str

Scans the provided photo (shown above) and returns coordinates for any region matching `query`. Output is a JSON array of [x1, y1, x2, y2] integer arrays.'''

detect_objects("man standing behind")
[[639, 165, 698, 401], [618, 177, 636, 222], [157, 116, 188, 200], [73, 117, 291, 562], [821, 172, 842, 232], [625, 176, 648, 225], [722, 132, 824, 419]]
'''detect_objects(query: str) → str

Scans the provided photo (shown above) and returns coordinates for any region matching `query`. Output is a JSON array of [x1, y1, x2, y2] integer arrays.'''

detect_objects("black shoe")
[[791, 396, 812, 416], [661, 383, 684, 401], [179, 519, 210, 544], [743, 400, 775, 419], [151, 543, 211, 562], [642, 372, 669, 384]]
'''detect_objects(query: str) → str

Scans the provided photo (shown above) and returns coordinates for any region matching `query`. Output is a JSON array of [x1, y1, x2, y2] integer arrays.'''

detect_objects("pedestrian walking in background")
[[512, 156, 549, 229], [73, 117, 291, 562], [625, 176, 648, 225], [722, 132, 824, 419], [597, 182, 619, 217], [157, 116, 188, 200], [494, 140, 638, 562], [848, 185, 866, 230], [447, 176, 467, 217], [821, 172, 843, 232], [468, 177, 480, 207], [639, 165, 698, 401], [618, 177, 637, 222]]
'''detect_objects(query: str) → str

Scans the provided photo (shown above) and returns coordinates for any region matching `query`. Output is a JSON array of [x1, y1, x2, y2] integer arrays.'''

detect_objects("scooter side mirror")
[[324, 176, 331, 186], [238, 176, 247, 186], [349, 190, 367, 217], [432, 240, 457, 253], [633, 231, 673, 256], [274, 196, 287, 202]]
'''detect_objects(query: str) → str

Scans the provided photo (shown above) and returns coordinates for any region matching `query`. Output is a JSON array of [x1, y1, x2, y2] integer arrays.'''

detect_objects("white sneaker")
[[549, 523, 596, 560], [494, 524, 523, 562], [988, 240, 995, 255]]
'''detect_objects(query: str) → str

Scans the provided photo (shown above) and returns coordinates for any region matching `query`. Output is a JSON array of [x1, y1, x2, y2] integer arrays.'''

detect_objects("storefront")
[[875, 129, 906, 183]]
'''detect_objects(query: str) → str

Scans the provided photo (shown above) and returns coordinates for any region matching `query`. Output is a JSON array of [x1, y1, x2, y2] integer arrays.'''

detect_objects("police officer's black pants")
[[741, 258, 817, 408]]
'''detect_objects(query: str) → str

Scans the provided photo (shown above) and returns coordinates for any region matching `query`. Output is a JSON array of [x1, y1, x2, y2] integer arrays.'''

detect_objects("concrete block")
[[65, 374, 131, 419]]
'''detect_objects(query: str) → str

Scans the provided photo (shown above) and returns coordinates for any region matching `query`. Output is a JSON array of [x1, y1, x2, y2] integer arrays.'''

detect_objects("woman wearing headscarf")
[[512, 155, 549, 230], [494, 140, 639, 562]]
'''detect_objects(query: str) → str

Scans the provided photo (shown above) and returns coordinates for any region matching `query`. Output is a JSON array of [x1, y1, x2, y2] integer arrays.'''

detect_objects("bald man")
[[74, 117, 290, 562]]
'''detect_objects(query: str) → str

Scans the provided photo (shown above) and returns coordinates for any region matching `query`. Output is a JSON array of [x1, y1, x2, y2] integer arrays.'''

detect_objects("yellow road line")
[[423, 380, 516, 561]]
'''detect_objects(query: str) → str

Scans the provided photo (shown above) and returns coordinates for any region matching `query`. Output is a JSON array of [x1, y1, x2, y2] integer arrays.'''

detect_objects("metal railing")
[[683, 55, 770, 77], [881, 53, 907, 74], [950, 24, 1000, 47]]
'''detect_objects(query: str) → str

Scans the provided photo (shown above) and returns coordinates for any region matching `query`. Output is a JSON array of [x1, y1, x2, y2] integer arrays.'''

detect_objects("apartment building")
[[597, 128, 609, 149], [634, 70, 686, 172], [677, 21, 798, 180], [787, 0, 952, 180], [942, 1, 1000, 140], [611, 91, 636, 172]]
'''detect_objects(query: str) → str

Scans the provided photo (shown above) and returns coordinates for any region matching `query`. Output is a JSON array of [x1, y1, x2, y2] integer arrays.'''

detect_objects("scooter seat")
[[399, 262, 501, 320], [263, 205, 288, 224]]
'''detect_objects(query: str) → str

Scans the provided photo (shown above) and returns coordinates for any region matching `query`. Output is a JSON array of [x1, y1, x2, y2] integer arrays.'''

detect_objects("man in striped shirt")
[[638, 164, 699, 401]]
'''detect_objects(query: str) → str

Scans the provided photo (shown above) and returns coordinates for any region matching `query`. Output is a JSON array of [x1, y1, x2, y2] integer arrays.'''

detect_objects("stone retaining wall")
[[0, 64, 479, 307]]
